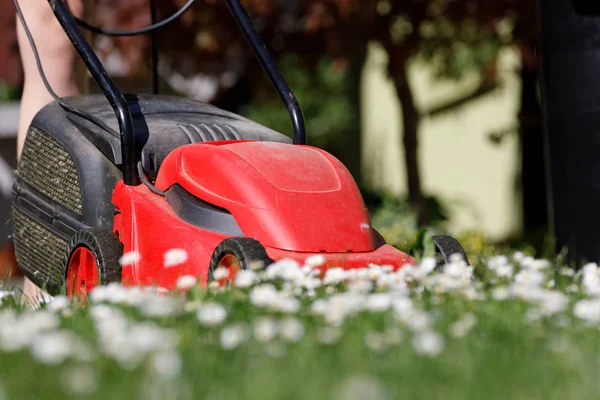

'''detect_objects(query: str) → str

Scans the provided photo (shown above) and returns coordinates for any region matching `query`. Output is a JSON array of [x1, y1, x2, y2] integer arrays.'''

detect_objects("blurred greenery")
[[240, 55, 353, 150], [418, 20, 505, 81], [0, 81, 20, 102]]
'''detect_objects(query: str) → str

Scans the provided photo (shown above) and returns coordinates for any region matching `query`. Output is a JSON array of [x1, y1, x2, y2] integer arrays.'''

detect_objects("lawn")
[[1, 250, 599, 400]]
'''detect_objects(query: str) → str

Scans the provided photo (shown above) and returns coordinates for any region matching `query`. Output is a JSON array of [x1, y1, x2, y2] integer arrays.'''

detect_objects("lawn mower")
[[11, 0, 469, 298]]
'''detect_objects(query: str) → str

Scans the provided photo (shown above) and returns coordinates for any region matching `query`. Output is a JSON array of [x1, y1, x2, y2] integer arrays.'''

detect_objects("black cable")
[[150, 0, 159, 94], [137, 162, 166, 196], [75, 0, 195, 37], [13, 0, 119, 137]]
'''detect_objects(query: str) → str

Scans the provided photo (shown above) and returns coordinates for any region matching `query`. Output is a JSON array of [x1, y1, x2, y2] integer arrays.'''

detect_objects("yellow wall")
[[361, 42, 522, 240]]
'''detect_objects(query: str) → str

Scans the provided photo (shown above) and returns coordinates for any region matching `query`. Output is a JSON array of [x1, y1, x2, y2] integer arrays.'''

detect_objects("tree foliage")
[[88, 0, 538, 225]]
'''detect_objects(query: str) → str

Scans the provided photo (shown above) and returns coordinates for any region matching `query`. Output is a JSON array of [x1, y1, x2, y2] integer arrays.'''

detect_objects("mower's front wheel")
[[208, 238, 273, 285], [64, 229, 123, 300], [432, 235, 469, 265]]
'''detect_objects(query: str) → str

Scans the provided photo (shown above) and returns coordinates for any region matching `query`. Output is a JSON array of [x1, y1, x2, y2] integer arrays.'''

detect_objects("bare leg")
[[16, 0, 84, 306]]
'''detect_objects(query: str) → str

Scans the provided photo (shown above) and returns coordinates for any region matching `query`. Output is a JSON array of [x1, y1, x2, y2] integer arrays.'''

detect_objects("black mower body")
[[12, 94, 290, 291]]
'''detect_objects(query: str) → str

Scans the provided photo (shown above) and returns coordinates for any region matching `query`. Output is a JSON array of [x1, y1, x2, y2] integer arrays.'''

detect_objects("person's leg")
[[16, 0, 84, 155], [16, 0, 84, 306]]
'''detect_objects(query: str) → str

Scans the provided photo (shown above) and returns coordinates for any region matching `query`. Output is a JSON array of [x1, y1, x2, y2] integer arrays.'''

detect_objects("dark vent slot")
[[177, 123, 241, 143], [13, 207, 67, 290], [16, 127, 83, 216]]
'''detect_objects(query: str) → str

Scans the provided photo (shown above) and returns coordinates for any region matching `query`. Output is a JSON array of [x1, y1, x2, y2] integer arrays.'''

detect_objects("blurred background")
[[0, 0, 543, 258]]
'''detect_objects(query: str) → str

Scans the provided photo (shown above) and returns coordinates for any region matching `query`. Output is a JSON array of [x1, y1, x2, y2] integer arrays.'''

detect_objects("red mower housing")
[[112, 140, 415, 289]]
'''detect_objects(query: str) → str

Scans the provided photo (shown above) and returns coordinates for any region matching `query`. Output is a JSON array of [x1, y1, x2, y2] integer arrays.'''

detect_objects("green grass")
[[0, 253, 599, 400]]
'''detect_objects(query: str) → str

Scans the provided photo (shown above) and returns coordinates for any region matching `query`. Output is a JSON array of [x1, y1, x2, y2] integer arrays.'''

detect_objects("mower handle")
[[224, 0, 307, 145], [47, 0, 307, 188], [48, 0, 139, 186]]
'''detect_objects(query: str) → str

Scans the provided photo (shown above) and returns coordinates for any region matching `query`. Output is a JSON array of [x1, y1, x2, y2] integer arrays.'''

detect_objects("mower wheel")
[[208, 237, 273, 284], [64, 229, 123, 300], [432, 235, 469, 265]]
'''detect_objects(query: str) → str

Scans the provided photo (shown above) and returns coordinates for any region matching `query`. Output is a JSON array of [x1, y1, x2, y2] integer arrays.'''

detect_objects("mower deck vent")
[[17, 126, 83, 216], [178, 123, 242, 143], [13, 207, 67, 288]]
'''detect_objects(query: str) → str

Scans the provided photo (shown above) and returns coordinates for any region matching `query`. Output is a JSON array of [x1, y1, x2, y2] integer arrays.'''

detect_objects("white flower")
[[196, 302, 227, 327], [323, 268, 346, 285], [235, 270, 258, 288], [365, 293, 391, 312], [367, 267, 383, 281], [462, 286, 486, 301], [276, 296, 302, 314], [413, 257, 437, 281], [311, 299, 328, 316], [176, 275, 197, 290], [119, 251, 140, 266], [279, 318, 304, 343], [31, 310, 61, 329], [305, 255, 326, 268], [325, 286, 337, 295], [212, 267, 229, 281], [88, 283, 128, 304], [264, 259, 301, 281], [519, 256, 535, 269], [89, 303, 123, 321], [512, 251, 525, 262], [449, 313, 477, 338], [164, 249, 188, 268], [391, 296, 413, 316], [581, 263, 600, 296], [487, 255, 508, 270], [492, 286, 511, 301], [29, 330, 74, 365], [512, 285, 546, 302], [278, 262, 303, 282], [531, 259, 550, 270], [514, 268, 545, 287], [128, 323, 180, 353], [138, 295, 182, 318], [47, 295, 69, 313], [298, 277, 322, 291], [538, 291, 568, 316], [559, 267, 575, 277], [60, 366, 97, 395], [375, 274, 395, 291], [148, 349, 182, 379], [348, 279, 373, 294], [249, 284, 279, 308], [253, 317, 278, 343], [249, 260, 267, 271], [412, 330, 445, 356], [443, 262, 472, 280], [495, 264, 514, 279], [220, 324, 248, 350], [566, 284, 579, 294], [449, 253, 465, 263], [574, 299, 600, 323]]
